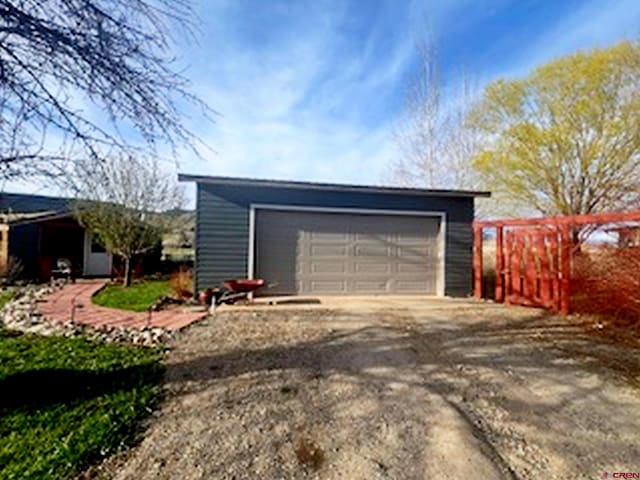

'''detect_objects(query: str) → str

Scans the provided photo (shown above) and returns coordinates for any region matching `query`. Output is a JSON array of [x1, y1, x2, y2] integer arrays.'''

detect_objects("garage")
[[179, 174, 490, 297], [254, 208, 442, 295]]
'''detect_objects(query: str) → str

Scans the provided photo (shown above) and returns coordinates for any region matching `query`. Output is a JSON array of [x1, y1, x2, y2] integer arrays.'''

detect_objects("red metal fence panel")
[[473, 209, 640, 314]]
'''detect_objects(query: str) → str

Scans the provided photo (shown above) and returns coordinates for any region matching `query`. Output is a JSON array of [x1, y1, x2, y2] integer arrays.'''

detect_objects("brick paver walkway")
[[37, 280, 206, 331]]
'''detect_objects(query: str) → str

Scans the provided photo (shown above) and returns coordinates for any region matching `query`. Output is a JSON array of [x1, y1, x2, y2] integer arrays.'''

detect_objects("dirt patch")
[[109, 300, 640, 479]]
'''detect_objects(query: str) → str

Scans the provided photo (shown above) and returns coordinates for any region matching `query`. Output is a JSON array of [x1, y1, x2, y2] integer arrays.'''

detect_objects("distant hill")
[[162, 209, 194, 260]]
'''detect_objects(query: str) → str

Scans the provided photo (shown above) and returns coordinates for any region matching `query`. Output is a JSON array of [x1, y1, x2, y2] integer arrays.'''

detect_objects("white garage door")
[[254, 209, 441, 295]]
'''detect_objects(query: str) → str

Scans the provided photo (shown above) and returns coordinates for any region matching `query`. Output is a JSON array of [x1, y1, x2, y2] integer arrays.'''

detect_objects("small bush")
[[169, 268, 193, 299]]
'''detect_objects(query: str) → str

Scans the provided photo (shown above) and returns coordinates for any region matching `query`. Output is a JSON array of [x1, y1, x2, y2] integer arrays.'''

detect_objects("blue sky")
[[179, 0, 639, 188], [6, 0, 640, 202]]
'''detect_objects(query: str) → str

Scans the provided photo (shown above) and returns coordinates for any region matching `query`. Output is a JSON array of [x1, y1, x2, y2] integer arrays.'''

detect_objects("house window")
[[91, 237, 106, 253]]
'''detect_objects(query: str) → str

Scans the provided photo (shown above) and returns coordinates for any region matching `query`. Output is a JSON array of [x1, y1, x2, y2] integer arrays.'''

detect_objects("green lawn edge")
[[92, 280, 170, 312]]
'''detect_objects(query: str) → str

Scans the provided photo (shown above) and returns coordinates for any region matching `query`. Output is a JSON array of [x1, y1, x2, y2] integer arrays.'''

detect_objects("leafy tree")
[[470, 40, 640, 217], [0, 0, 210, 180], [73, 156, 183, 287]]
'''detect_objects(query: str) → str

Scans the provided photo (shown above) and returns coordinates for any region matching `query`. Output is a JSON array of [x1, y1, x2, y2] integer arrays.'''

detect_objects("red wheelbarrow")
[[210, 278, 268, 308]]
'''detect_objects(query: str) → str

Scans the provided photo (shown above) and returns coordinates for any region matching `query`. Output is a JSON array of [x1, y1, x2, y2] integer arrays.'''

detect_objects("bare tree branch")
[[390, 37, 482, 192], [0, 0, 214, 181]]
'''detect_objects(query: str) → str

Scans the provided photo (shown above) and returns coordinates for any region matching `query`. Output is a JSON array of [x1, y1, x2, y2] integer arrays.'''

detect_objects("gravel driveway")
[[111, 297, 640, 480]]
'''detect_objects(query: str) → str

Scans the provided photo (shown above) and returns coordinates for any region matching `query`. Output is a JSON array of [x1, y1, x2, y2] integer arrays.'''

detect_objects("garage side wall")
[[195, 183, 474, 297]]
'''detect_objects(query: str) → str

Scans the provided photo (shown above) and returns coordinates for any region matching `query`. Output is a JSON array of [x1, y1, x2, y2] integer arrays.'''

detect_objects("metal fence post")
[[473, 225, 483, 298], [495, 226, 504, 302], [559, 223, 571, 314]]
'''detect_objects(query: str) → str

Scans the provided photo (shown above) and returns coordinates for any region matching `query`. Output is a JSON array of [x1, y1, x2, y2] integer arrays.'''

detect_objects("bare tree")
[[392, 41, 441, 187], [73, 155, 184, 286], [0, 0, 211, 180], [391, 40, 482, 191]]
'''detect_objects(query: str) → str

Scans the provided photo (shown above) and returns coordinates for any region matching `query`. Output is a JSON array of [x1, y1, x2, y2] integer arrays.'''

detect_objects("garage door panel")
[[311, 262, 346, 274], [355, 262, 390, 274], [354, 245, 391, 257], [309, 231, 350, 242], [309, 280, 348, 293], [353, 280, 389, 292], [354, 232, 392, 241], [255, 210, 439, 295], [397, 262, 428, 273], [396, 280, 431, 291], [398, 246, 433, 257], [311, 245, 348, 256]]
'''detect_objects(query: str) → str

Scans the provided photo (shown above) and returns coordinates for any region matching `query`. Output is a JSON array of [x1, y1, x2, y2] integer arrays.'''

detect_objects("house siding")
[[194, 183, 476, 297]]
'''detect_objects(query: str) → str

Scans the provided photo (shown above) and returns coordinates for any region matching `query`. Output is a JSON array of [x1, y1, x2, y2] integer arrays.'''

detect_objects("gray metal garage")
[[178, 174, 490, 297]]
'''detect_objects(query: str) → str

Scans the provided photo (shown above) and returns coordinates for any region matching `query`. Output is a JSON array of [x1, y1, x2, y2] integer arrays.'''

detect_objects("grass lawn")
[[92, 280, 169, 312], [0, 331, 163, 480]]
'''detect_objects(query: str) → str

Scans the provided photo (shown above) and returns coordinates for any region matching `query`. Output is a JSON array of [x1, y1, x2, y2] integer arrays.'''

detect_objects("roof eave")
[[178, 174, 491, 199], [7, 210, 74, 226]]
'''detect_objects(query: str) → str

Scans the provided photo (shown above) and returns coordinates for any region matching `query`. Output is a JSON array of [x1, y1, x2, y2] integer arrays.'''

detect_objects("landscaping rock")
[[0, 283, 173, 346]]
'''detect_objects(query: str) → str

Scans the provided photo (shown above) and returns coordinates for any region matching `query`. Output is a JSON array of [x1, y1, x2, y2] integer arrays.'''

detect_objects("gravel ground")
[[106, 298, 640, 480]]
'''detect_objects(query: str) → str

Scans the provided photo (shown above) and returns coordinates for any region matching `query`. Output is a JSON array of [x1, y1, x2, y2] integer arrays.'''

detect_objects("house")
[[179, 175, 490, 297], [0, 193, 112, 280]]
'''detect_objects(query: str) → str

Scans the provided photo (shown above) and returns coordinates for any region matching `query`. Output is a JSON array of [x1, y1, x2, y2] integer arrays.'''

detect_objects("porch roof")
[[1, 211, 75, 226]]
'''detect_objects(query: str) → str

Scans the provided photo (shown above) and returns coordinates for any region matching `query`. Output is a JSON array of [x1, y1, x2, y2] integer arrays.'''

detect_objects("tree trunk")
[[123, 257, 132, 287]]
